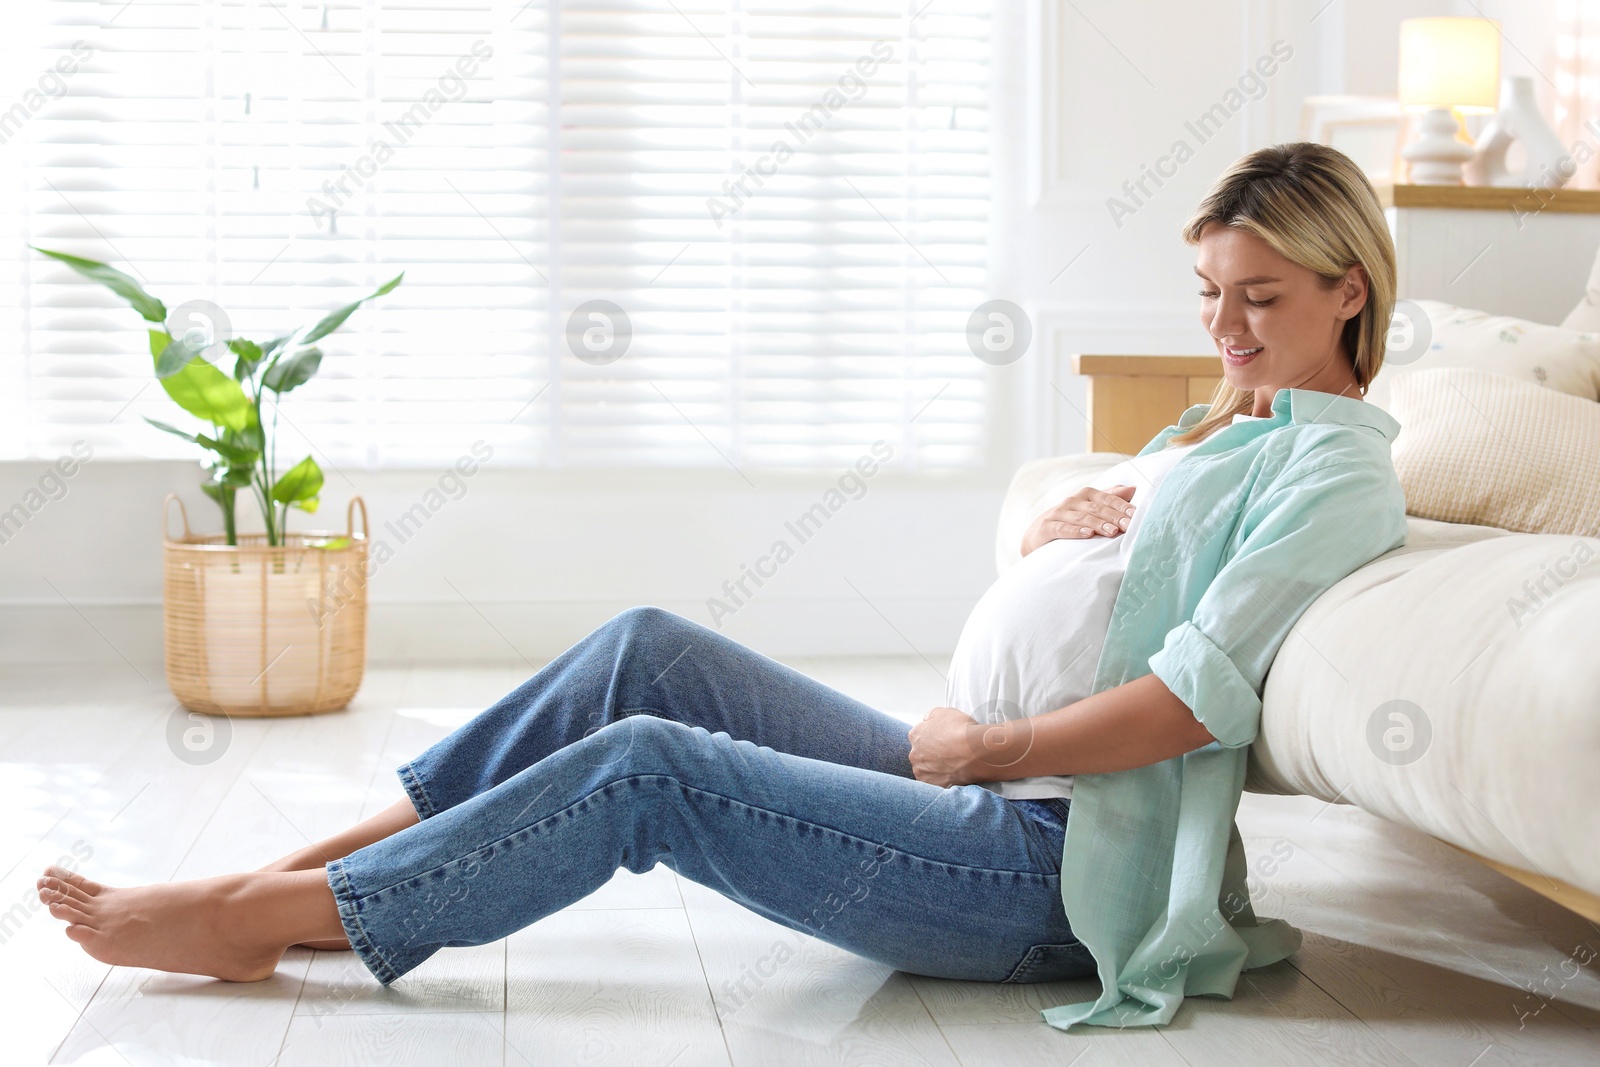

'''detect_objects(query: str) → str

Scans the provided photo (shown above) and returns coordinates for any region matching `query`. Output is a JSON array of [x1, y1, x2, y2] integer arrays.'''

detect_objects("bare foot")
[[36, 865, 343, 981]]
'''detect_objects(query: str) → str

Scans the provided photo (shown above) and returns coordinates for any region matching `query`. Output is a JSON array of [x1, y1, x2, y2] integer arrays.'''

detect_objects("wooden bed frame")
[[1072, 352, 1600, 925], [1072, 353, 1223, 455]]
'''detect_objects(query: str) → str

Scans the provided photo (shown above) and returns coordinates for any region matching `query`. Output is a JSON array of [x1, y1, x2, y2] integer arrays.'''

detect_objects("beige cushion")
[[1563, 240, 1600, 332], [1388, 367, 1600, 537], [1366, 299, 1600, 414]]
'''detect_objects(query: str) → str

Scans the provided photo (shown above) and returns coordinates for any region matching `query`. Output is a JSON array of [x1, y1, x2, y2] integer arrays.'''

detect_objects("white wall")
[[0, 457, 1007, 668], [3, 0, 1556, 669]]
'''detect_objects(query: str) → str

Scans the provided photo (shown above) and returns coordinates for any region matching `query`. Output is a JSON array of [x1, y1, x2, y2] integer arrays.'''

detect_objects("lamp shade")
[[1398, 17, 1501, 113]]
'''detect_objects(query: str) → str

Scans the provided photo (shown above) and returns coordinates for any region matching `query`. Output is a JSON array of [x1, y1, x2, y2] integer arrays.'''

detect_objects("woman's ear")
[[1337, 265, 1369, 321]]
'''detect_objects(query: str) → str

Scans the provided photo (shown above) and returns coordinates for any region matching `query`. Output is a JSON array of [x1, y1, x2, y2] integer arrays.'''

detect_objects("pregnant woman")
[[36, 142, 1409, 1031]]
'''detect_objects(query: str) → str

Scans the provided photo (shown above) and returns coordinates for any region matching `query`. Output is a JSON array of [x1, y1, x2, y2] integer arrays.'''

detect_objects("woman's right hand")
[[1020, 484, 1137, 557]]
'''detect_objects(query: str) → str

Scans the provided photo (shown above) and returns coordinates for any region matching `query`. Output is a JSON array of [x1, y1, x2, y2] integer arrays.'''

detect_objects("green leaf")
[[196, 434, 257, 466], [224, 421, 265, 453], [150, 420, 247, 461], [33, 246, 167, 323], [293, 496, 321, 515], [204, 463, 257, 489], [310, 535, 350, 550], [144, 416, 199, 444], [211, 465, 255, 489], [270, 456, 324, 505], [228, 338, 264, 381], [300, 272, 403, 343], [228, 338, 262, 361], [262, 347, 323, 394], [156, 334, 206, 379], [201, 463, 252, 492], [147, 416, 259, 466], [148, 330, 255, 432]]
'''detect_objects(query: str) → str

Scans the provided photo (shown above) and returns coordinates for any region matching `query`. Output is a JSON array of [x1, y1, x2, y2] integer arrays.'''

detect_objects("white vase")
[[1463, 75, 1572, 189]]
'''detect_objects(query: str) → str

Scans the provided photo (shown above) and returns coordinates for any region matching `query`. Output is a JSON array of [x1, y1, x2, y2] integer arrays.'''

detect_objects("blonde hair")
[[1168, 141, 1396, 447]]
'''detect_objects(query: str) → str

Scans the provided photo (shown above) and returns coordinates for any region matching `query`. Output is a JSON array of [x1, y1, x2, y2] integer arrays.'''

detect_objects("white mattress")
[[1249, 516, 1600, 893]]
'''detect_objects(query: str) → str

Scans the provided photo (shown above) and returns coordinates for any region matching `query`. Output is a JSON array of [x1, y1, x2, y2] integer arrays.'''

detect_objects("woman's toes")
[[48, 899, 94, 927], [63, 924, 104, 955], [43, 866, 103, 896], [39, 877, 92, 906]]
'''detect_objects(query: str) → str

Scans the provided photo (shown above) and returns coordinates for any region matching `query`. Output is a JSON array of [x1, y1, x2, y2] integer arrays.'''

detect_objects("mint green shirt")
[[1042, 387, 1407, 1031]]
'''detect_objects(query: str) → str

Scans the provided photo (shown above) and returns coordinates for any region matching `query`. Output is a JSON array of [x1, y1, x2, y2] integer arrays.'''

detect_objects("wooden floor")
[[4, 658, 1598, 1066]]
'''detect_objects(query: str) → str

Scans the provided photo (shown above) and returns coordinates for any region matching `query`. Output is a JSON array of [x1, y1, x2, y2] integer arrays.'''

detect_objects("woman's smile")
[[1222, 344, 1263, 365]]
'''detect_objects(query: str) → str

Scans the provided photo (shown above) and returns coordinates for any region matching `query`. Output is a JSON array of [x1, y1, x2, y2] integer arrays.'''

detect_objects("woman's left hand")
[[908, 706, 985, 788]]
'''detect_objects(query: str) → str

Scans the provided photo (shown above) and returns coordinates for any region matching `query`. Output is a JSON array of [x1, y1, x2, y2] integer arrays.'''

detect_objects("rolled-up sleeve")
[[1148, 458, 1408, 749]]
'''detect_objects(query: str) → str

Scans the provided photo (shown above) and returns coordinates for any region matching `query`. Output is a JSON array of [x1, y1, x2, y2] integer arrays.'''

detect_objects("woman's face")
[[1193, 222, 1368, 405]]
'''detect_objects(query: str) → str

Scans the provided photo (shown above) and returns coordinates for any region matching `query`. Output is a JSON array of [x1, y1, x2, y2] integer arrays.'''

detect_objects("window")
[[1556, 3, 1600, 155], [1, 1, 991, 469]]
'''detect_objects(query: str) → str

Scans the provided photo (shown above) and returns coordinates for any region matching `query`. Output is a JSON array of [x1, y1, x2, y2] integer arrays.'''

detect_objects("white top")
[[946, 413, 1266, 800]]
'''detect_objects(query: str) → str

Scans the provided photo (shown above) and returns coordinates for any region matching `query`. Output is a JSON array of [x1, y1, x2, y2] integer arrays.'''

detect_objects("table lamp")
[[1398, 17, 1501, 185]]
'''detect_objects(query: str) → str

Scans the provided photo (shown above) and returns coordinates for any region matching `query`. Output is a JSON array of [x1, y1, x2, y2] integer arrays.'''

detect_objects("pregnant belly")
[[945, 536, 1124, 726]]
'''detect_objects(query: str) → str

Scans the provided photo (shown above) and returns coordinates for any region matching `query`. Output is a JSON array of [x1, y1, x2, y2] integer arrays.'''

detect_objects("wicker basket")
[[162, 493, 369, 717]]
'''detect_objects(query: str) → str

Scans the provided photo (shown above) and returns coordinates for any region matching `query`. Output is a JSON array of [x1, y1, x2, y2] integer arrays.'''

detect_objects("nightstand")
[[1377, 183, 1600, 325]]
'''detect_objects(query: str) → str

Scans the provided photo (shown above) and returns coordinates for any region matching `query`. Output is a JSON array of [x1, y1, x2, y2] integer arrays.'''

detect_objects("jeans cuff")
[[397, 761, 439, 820], [326, 858, 402, 986]]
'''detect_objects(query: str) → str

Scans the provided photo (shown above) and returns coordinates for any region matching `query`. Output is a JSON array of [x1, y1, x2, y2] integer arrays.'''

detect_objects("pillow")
[[1366, 299, 1600, 414], [1387, 367, 1600, 537], [1563, 241, 1600, 332]]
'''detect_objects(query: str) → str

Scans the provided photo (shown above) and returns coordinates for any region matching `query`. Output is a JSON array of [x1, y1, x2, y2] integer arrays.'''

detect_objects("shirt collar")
[[1275, 387, 1401, 443], [1178, 388, 1400, 444]]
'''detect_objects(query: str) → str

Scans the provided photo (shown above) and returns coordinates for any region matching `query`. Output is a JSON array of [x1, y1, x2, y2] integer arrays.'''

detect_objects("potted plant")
[[35, 246, 402, 716]]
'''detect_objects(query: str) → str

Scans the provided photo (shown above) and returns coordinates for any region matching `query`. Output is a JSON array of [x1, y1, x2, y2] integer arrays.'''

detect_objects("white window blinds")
[[1, 1, 991, 469]]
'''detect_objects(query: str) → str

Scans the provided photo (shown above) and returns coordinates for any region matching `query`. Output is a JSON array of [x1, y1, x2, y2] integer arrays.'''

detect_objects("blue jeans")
[[326, 607, 1093, 986]]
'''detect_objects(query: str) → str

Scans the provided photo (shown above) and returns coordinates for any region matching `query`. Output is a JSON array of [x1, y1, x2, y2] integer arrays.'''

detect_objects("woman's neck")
[[1251, 353, 1364, 416]]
